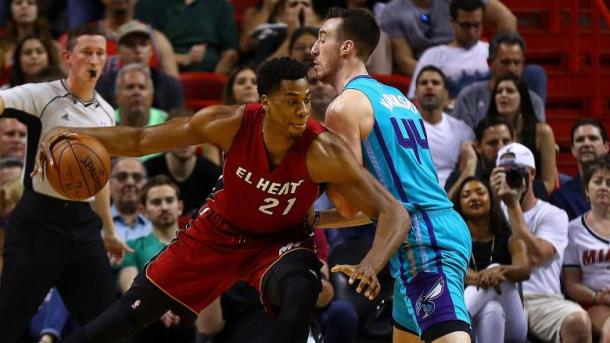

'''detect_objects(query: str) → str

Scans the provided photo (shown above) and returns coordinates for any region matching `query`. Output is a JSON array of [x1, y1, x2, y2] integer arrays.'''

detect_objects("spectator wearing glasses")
[[110, 158, 151, 242], [407, 0, 492, 99], [377, 0, 516, 77]]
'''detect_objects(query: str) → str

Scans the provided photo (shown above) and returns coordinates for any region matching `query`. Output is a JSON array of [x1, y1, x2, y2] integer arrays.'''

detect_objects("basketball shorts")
[[391, 208, 472, 340], [145, 206, 316, 316]]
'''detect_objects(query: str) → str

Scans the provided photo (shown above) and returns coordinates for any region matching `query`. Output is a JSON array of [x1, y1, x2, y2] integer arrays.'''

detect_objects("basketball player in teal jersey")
[[312, 8, 472, 343]]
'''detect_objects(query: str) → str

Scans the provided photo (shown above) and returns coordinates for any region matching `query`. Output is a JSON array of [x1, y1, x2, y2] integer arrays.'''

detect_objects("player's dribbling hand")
[[331, 263, 380, 300], [102, 230, 134, 266], [32, 127, 78, 179]]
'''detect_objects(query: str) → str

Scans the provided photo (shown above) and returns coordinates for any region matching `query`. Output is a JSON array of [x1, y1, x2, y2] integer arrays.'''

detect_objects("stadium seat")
[[372, 74, 411, 96], [179, 72, 228, 110]]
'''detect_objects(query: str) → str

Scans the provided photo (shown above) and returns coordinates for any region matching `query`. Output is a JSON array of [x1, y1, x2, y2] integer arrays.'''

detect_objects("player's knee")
[[281, 270, 321, 305]]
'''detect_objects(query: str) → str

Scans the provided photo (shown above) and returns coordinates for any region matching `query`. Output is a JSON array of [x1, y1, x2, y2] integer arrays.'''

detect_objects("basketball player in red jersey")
[[35, 57, 411, 343]]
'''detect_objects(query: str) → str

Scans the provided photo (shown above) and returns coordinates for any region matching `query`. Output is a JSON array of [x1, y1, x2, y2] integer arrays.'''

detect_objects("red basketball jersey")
[[207, 103, 325, 235]]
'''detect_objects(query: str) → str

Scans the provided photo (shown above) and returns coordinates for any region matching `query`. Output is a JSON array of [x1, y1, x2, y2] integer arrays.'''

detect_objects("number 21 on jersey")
[[258, 197, 297, 215]]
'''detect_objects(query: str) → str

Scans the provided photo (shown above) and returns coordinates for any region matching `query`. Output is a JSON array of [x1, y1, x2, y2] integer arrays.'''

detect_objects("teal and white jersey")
[[344, 76, 453, 212]]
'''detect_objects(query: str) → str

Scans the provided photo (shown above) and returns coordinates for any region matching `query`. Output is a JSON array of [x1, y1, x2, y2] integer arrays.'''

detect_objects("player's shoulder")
[[309, 131, 350, 159], [327, 89, 371, 119]]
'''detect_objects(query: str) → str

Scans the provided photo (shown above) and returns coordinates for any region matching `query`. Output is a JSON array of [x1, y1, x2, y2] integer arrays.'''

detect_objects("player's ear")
[[340, 40, 354, 58], [261, 94, 269, 111]]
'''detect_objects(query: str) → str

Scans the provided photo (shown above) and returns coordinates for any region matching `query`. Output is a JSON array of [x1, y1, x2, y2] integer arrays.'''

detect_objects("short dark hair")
[[139, 175, 181, 206], [450, 0, 485, 20], [289, 26, 319, 52], [581, 155, 610, 198], [66, 23, 106, 52], [488, 31, 526, 61], [415, 65, 448, 90], [325, 7, 380, 61], [570, 118, 608, 146], [257, 57, 308, 98], [474, 115, 514, 142]]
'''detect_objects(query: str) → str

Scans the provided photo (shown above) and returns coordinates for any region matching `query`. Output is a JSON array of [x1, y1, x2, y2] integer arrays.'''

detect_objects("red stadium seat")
[[372, 74, 412, 96], [179, 72, 228, 110]]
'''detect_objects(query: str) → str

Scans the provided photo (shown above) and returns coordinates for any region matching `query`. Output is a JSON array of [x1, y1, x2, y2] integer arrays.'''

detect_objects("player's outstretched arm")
[[308, 132, 411, 299], [35, 105, 243, 174]]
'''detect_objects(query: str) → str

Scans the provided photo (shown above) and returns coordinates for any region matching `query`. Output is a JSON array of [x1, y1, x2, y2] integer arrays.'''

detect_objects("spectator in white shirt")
[[414, 65, 474, 187], [407, 0, 490, 99], [491, 142, 591, 343]]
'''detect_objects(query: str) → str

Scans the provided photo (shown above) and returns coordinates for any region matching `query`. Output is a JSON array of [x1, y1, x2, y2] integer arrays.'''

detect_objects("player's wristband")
[[309, 210, 320, 230]]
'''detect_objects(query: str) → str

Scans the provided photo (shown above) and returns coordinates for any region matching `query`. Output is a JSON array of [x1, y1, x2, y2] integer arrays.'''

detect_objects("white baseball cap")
[[496, 142, 536, 169]]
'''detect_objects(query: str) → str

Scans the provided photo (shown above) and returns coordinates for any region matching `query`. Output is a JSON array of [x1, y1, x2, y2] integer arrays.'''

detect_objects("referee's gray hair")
[[115, 63, 153, 92]]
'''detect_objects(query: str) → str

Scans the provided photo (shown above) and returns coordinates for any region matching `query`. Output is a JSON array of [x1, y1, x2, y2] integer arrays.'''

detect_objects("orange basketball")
[[46, 135, 111, 200]]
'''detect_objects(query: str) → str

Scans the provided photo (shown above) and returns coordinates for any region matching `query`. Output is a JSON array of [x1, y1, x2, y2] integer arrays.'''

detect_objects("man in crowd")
[[414, 65, 473, 187], [114, 63, 168, 161], [407, 0, 490, 99], [118, 175, 193, 342], [551, 119, 609, 219], [445, 116, 513, 199], [0, 118, 26, 160], [492, 143, 591, 343], [96, 21, 184, 112], [110, 158, 151, 242]]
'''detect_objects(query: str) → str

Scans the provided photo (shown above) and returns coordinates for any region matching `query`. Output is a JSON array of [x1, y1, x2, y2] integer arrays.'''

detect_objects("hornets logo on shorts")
[[416, 277, 444, 319]]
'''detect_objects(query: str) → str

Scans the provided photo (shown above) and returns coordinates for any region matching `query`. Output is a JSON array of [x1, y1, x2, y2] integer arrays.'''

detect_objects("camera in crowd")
[[498, 160, 529, 189]]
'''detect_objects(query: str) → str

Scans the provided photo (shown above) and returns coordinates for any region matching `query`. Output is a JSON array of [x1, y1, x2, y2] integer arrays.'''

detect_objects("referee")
[[0, 24, 131, 342]]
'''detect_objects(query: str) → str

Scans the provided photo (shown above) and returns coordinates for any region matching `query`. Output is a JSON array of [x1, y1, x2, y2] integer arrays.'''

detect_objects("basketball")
[[46, 135, 111, 200]]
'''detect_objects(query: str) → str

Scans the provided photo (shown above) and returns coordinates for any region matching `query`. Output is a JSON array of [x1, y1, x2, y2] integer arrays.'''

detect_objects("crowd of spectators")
[[0, 0, 608, 342]]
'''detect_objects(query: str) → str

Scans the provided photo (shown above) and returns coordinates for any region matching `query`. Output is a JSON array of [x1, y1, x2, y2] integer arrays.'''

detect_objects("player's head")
[[311, 7, 379, 82], [570, 118, 609, 166], [258, 57, 311, 139], [474, 116, 514, 168], [140, 175, 183, 230], [65, 23, 107, 84], [582, 155, 610, 208]]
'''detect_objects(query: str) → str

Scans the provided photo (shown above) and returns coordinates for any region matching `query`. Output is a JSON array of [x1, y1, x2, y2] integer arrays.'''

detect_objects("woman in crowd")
[[563, 155, 610, 342], [0, 0, 63, 83], [453, 176, 530, 343], [222, 65, 259, 105], [7, 34, 63, 87], [487, 74, 558, 196]]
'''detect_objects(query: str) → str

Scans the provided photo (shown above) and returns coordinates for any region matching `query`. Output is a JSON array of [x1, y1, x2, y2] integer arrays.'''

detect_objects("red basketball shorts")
[[145, 207, 315, 315]]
